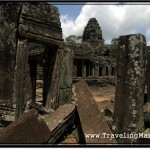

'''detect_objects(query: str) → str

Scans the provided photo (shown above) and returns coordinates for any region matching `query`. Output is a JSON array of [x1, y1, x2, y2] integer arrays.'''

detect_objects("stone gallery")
[[67, 18, 116, 80], [0, 2, 150, 145]]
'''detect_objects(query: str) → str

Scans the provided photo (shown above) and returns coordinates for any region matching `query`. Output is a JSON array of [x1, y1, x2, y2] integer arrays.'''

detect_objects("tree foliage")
[[110, 38, 119, 59], [65, 35, 82, 44]]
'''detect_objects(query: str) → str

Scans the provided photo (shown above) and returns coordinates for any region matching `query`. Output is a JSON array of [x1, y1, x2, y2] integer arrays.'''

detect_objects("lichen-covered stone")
[[146, 46, 150, 102], [113, 34, 146, 143], [82, 18, 103, 46], [0, 3, 73, 121]]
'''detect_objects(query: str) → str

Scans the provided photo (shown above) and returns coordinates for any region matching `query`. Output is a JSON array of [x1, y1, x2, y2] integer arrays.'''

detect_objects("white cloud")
[[60, 3, 150, 45]]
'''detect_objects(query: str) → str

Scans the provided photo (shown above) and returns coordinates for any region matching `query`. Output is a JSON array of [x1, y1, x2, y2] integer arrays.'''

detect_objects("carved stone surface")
[[19, 3, 63, 45], [113, 34, 146, 143], [0, 3, 73, 121], [82, 18, 103, 45]]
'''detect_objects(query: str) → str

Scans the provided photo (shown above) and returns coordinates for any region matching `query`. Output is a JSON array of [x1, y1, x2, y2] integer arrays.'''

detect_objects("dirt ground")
[[89, 85, 116, 103]]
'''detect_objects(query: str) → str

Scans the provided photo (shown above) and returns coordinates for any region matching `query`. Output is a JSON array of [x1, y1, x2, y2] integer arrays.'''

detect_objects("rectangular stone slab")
[[74, 80, 117, 144], [44, 104, 75, 143]]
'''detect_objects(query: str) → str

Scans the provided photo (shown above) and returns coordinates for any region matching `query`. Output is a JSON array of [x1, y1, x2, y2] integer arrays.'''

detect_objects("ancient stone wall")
[[0, 3, 73, 122], [0, 3, 23, 121]]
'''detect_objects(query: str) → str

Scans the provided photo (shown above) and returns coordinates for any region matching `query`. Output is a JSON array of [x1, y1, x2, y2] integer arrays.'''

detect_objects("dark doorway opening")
[[28, 43, 58, 107], [106, 66, 108, 76], [99, 67, 103, 76], [112, 67, 115, 76], [74, 59, 83, 77], [85, 60, 92, 77]]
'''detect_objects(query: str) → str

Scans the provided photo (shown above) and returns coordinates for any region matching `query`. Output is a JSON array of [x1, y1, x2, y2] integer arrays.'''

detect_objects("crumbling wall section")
[[0, 3, 73, 121], [0, 3, 22, 121]]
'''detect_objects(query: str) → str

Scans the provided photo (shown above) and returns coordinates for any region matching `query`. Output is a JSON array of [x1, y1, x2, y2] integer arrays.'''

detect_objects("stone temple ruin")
[[0, 2, 150, 145], [67, 18, 116, 83], [0, 3, 73, 122]]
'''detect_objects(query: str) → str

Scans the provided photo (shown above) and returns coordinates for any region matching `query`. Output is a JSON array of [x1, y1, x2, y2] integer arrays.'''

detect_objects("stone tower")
[[82, 18, 103, 46]]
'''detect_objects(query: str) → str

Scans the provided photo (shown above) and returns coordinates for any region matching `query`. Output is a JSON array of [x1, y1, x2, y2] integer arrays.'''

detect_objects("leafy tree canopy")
[[65, 35, 82, 44]]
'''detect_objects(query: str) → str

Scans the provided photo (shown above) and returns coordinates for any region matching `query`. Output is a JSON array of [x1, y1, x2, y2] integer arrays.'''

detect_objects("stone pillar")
[[14, 39, 30, 118], [94, 64, 99, 78], [113, 34, 146, 143], [59, 47, 73, 108], [83, 65, 86, 77], [146, 46, 150, 103], [103, 66, 106, 76], [73, 65, 77, 77], [92, 66, 95, 77], [108, 65, 111, 77]]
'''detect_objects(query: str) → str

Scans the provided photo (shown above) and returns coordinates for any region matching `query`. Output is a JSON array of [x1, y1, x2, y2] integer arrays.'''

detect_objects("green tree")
[[65, 35, 82, 44], [65, 35, 77, 44], [110, 38, 119, 59]]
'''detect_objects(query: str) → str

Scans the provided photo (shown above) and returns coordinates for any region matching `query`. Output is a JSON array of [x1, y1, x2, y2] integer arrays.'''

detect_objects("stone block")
[[74, 80, 117, 144], [113, 34, 146, 143], [0, 109, 50, 144], [44, 104, 75, 143]]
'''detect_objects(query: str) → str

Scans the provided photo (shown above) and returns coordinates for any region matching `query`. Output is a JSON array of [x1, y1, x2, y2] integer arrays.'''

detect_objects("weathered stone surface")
[[0, 3, 21, 105], [60, 47, 74, 89], [143, 103, 150, 122], [0, 3, 73, 120], [82, 18, 103, 45], [58, 46, 74, 106], [59, 88, 72, 106], [146, 46, 150, 103], [19, 4, 63, 45], [73, 80, 117, 144], [113, 34, 146, 143], [14, 39, 31, 118], [43, 46, 61, 110], [44, 104, 75, 143], [0, 109, 50, 144]]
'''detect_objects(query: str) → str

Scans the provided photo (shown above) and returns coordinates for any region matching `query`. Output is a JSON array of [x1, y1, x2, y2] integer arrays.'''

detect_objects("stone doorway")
[[28, 43, 58, 107]]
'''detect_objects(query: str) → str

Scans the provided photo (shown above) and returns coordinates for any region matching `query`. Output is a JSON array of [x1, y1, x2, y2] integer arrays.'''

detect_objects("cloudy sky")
[[51, 2, 150, 45]]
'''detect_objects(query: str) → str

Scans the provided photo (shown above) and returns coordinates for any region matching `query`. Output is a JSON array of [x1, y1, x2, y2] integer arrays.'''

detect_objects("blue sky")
[[49, 2, 150, 46], [50, 2, 84, 20]]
